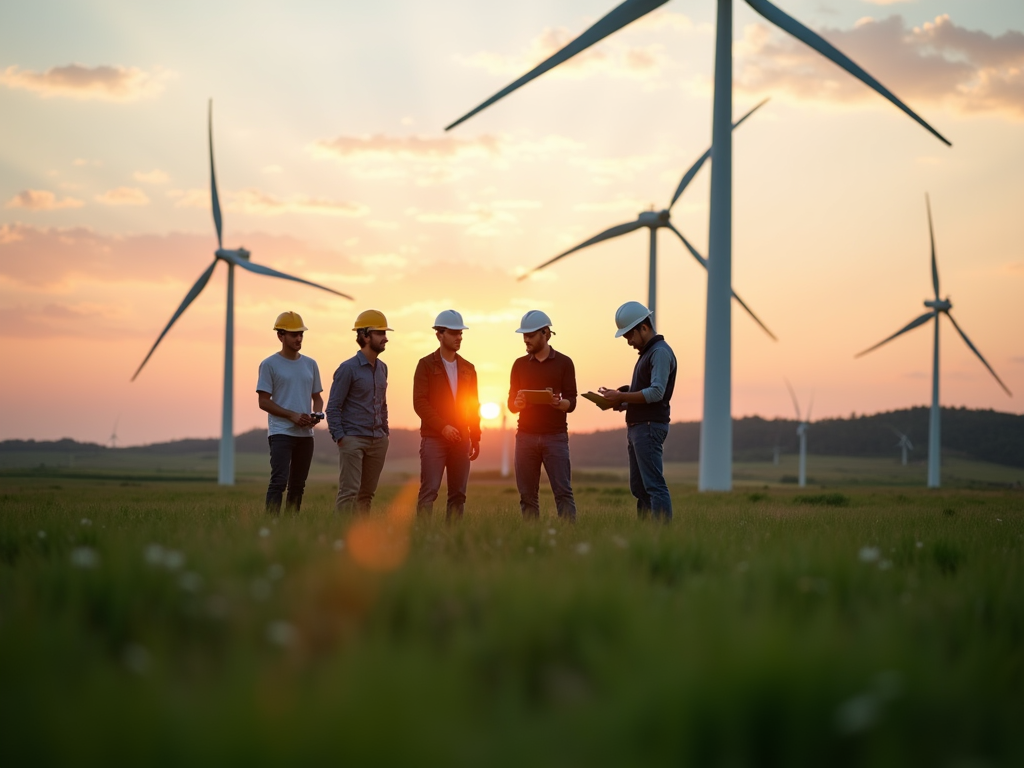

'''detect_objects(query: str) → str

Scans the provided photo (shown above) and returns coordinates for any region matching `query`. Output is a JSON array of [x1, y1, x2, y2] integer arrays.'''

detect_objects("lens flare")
[[480, 402, 500, 420]]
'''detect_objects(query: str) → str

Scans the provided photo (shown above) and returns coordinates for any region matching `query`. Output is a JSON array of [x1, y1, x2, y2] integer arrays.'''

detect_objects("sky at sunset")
[[1, 0, 1022, 447]]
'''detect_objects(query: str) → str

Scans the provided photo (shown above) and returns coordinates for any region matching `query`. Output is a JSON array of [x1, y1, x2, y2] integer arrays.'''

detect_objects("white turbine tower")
[[856, 195, 1010, 489], [785, 380, 812, 487], [132, 101, 354, 486], [445, 0, 949, 491], [518, 100, 773, 340], [891, 427, 913, 467], [109, 415, 119, 449]]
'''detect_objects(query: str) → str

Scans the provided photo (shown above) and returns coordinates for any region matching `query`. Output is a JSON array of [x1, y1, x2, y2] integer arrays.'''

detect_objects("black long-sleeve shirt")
[[507, 348, 577, 434]]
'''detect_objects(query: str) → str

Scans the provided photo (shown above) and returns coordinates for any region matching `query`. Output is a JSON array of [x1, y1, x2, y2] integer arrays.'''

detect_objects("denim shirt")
[[326, 350, 389, 441]]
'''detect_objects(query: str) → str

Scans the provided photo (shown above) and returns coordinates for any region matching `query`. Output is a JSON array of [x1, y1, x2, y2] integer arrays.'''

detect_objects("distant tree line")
[[4, 407, 1021, 468]]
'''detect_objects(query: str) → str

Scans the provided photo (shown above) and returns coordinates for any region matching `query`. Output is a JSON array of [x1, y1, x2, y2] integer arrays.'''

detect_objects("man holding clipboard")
[[507, 310, 578, 521], [596, 301, 677, 522]]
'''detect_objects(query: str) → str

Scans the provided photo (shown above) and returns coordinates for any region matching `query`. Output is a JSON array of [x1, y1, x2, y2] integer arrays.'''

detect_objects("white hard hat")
[[516, 309, 555, 335], [614, 301, 653, 338], [433, 309, 469, 330]]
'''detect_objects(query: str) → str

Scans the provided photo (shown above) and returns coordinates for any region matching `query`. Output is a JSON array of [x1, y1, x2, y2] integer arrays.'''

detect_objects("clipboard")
[[582, 391, 614, 411], [521, 389, 555, 404]]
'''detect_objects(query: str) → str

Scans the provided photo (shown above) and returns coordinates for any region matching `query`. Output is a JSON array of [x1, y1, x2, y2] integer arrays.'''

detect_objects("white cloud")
[[95, 187, 150, 206], [0, 64, 171, 101], [134, 169, 169, 184], [167, 187, 368, 217], [735, 14, 1024, 119], [5, 189, 85, 211]]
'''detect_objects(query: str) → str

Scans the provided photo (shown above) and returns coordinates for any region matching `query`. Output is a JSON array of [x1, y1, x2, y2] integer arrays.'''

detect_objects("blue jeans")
[[266, 435, 315, 513], [417, 436, 471, 519], [627, 422, 672, 521], [515, 431, 576, 521]]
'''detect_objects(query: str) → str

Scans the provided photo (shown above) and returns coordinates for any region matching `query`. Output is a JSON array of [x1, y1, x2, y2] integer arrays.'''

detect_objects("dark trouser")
[[515, 431, 576, 521], [266, 435, 315, 513], [417, 435, 471, 519], [335, 435, 389, 514], [627, 421, 672, 522]]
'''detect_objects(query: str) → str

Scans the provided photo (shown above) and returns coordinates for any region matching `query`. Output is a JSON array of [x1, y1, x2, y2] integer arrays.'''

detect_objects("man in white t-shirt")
[[256, 311, 324, 513]]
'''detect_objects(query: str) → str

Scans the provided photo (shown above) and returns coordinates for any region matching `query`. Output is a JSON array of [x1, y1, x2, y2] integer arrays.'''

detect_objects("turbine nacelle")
[[216, 248, 251, 261], [925, 298, 951, 311], [637, 210, 670, 227]]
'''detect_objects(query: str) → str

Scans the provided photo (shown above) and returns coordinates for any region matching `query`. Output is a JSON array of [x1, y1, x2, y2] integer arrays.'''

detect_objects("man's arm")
[[312, 392, 324, 412], [553, 357, 577, 413], [257, 391, 314, 426], [467, 367, 481, 457], [381, 362, 389, 436], [413, 358, 448, 434], [507, 360, 526, 413], [326, 364, 351, 442]]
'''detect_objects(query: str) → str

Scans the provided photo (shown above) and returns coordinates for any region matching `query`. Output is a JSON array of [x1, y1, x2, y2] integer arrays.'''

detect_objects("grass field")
[[1, 476, 1022, 766]]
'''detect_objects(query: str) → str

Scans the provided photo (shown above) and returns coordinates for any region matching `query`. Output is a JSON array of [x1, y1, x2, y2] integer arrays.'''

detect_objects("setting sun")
[[479, 402, 501, 420]]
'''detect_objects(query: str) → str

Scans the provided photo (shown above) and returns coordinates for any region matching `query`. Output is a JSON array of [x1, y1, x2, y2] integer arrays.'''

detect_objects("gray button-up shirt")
[[326, 350, 389, 441]]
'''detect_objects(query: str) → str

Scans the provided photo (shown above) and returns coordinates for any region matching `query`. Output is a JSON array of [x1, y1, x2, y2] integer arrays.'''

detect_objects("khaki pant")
[[335, 435, 389, 513]]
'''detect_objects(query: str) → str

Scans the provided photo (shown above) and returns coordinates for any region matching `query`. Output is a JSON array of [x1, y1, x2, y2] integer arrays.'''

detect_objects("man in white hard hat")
[[508, 309, 578, 521], [412, 309, 481, 520], [326, 309, 392, 514], [256, 311, 324, 514], [599, 301, 677, 522]]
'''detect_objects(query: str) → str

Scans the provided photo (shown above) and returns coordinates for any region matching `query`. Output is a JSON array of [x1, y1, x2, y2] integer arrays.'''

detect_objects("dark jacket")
[[413, 350, 481, 443], [626, 335, 676, 424]]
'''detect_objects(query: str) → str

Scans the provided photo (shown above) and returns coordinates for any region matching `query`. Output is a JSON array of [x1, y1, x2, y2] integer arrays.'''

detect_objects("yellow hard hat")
[[352, 309, 393, 332], [273, 311, 307, 332]]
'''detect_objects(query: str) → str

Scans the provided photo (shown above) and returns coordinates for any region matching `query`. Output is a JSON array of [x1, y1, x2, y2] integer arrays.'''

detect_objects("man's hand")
[[290, 411, 314, 427], [598, 387, 625, 406], [469, 442, 480, 461], [514, 390, 527, 410], [551, 394, 571, 412], [442, 425, 462, 443], [336, 437, 345, 447]]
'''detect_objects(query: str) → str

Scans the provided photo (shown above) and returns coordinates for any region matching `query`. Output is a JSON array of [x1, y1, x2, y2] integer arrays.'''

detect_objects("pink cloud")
[[5, 189, 85, 211], [0, 63, 170, 101]]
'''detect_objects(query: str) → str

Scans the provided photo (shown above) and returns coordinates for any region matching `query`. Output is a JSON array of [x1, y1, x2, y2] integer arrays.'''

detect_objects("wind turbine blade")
[[806, 394, 814, 423], [209, 99, 223, 249], [926, 194, 939, 300], [855, 311, 935, 358], [219, 252, 354, 300], [131, 260, 218, 381], [445, 0, 670, 131], [744, 0, 950, 147], [784, 378, 801, 422], [665, 223, 777, 340], [668, 98, 769, 210], [518, 220, 644, 281], [946, 312, 1012, 396]]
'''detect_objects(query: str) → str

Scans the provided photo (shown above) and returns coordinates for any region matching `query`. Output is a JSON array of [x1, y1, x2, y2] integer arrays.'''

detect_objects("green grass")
[[1, 478, 1022, 766]]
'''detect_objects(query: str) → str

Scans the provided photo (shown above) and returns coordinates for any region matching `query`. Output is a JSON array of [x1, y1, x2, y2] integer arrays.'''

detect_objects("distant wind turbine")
[[109, 415, 119, 449], [785, 380, 812, 488], [132, 100, 354, 486], [856, 194, 1010, 489], [445, 0, 949, 492], [519, 100, 774, 340], [890, 427, 913, 466]]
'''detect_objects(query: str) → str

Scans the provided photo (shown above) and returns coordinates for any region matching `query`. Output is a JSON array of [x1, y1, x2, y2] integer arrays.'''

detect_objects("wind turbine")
[[132, 100, 354, 486], [445, 0, 949, 492], [519, 100, 773, 340], [890, 427, 913, 466], [856, 195, 1010, 489], [785, 380, 811, 488], [109, 415, 119, 449]]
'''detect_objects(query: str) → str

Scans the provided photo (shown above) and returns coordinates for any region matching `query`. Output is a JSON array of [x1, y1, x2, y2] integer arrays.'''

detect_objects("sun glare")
[[480, 402, 501, 420]]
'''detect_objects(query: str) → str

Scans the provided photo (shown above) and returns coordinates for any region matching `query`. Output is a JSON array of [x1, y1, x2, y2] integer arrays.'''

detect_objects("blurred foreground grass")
[[1, 478, 1022, 767]]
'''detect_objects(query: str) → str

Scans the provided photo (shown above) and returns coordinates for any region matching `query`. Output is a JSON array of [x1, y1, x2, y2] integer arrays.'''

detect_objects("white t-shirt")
[[442, 357, 458, 399], [256, 353, 323, 437]]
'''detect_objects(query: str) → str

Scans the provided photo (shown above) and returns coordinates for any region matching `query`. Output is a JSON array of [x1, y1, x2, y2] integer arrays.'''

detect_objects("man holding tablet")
[[507, 310, 578, 521]]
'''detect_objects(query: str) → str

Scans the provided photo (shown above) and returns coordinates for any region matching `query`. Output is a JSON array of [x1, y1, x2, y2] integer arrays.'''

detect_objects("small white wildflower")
[[526, 546, 535, 554], [547, 528, 557, 535], [332, 539, 344, 552], [915, 541, 923, 549], [80, 518, 92, 526], [267, 564, 284, 580], [179, 572, 203, 592], [37, 530, 46, 539], [123, 644, 150, 675], [835, 693, 879, 735], [144, 544, 165, 565], [548, 538, 557, 547], [250, 578, 272, 601], [877, 560, 893, 571], [259, 527, 270, 538], [162, 550, 184, 570], [267, 621, 295, 647], [858, 546, 881, 563], [70, 547, 98, 568], [575, 542, 591, 555], [611, 535, 628, 549]]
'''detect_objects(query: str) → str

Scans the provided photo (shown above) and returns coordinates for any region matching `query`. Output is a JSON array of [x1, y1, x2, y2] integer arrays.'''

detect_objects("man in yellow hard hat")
[[412, 309, 481, 520], [326, 309, 392, 514], [256, 311, 324, 514]]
